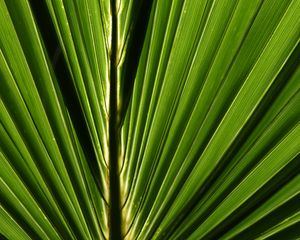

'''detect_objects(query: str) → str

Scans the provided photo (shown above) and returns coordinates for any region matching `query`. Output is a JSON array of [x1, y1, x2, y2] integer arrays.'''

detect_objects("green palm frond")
[[0, 0, 300, 239]]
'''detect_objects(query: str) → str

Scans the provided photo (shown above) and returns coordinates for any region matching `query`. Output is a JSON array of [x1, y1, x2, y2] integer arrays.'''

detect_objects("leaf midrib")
[[108, 0, 122, 239]]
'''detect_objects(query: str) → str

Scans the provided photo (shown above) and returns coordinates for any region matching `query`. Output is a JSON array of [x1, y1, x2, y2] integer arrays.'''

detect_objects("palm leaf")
[[0, 0, 299, 239]]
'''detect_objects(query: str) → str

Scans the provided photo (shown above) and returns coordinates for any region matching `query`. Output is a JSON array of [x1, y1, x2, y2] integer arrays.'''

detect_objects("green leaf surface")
[[0, 0, 300, 239]]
